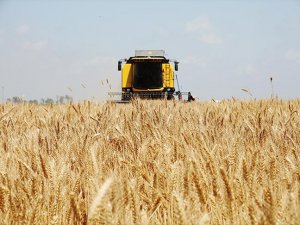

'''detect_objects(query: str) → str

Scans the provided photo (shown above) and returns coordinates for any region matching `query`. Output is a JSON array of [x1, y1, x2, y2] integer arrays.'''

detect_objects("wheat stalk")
[[88, 177, 113, 221]]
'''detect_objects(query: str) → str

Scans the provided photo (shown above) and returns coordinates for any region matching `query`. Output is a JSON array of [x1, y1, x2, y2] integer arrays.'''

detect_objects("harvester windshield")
[[133, 62, 163, 89]]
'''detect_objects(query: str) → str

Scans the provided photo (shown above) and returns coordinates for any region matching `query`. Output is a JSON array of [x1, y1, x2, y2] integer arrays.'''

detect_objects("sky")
[[0, 0, 300, 102]]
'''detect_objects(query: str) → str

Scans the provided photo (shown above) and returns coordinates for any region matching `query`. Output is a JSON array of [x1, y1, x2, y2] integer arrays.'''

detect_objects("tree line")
[[6, 95, 73, 104]]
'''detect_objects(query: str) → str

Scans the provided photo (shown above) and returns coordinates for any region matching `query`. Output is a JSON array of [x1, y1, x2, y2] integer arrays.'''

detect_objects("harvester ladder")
[[164, 64, 171, 86]]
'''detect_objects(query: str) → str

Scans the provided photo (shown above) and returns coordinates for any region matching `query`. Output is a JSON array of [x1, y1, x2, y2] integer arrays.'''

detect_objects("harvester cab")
[[109, 50, 191, 102]]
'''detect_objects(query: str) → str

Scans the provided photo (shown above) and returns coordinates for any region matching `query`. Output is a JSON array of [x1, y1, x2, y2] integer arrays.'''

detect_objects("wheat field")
[[0, 99, 299, 225]]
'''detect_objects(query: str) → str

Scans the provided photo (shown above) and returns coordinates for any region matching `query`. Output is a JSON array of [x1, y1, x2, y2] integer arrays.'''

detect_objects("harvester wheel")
[[167, 94, 175, 100], [121, 93, 131, 101]]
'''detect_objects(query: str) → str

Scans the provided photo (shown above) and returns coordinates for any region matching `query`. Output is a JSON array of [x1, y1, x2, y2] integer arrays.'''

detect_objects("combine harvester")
[[108, 50, 194, 102]]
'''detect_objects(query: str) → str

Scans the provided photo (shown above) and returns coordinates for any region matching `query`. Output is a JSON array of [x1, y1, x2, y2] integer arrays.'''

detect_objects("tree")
[[59, 96, 65, 104], [65, 95, 73, 103], [28, 100, 38, 104], [12, 96, 22, 103], [45, 98, 54, 104], [56, 95, 73, 104]]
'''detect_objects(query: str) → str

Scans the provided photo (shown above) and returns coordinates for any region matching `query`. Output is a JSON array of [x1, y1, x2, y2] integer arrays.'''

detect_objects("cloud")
[[186, 17, 212, 32], [197, 34, 222, 45], [181, 56, 207, 67], [244, 64, 257, 75], [237, 64, 257, 76], [286, 49, 300, 64], [185, 16, 223, 45], [22, 40, 48, 51], [85, 56, 116, 66], [16, 24, 30, 34]]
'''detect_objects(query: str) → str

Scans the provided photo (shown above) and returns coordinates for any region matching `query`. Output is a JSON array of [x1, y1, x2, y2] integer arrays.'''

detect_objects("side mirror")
[[118, 61, 122, 71], [174, 61, 179, 71]]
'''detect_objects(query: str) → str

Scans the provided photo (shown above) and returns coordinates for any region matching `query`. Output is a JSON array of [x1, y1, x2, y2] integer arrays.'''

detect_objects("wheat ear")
[[88, 177, 113, 221]]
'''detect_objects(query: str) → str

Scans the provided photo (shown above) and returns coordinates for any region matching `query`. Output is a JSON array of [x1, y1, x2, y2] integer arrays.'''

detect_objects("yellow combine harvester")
[[109, 50, 192, 102]]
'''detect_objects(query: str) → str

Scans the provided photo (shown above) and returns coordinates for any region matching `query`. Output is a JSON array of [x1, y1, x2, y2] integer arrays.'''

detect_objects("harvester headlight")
[[167, 88, 171, 91], [126, 89, 130, 92]]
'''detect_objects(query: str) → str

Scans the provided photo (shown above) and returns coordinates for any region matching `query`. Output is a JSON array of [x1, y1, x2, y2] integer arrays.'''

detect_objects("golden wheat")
[[0, 99, 299, 224]]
